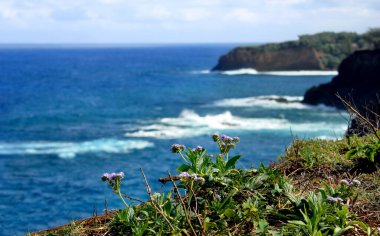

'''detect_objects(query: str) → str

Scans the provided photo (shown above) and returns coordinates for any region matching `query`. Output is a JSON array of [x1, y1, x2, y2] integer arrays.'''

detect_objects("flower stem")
[[117, 189, 128, 208], [179, 151, 189, 164]]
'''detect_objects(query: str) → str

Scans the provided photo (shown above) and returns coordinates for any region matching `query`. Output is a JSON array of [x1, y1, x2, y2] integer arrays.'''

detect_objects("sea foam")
[[0, 139, 154, 158], [125, 109, 346, 139], [219, 68, 338, 76], [209, 95, 339, 111], [211, 95, 307, 109]]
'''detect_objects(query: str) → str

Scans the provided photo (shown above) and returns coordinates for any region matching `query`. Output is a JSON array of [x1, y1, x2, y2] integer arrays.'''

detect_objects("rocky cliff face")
[[213, 45, 322, 71], [303, 49, 380, 135], [303, 49, 380, 108]]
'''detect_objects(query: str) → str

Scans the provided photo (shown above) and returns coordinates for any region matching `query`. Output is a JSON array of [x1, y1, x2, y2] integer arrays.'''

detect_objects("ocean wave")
[[315, 135, 340, 140], [124, 109, 346, 139], [210, 95, 307, 109], [219, 68, 338, 76], [0, 139, 154, 158], [191, 70, 211, 74], [210, 95, 338, 112]]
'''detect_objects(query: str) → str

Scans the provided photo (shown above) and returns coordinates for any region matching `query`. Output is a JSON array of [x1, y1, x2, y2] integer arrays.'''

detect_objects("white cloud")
[[181, 8, 210, 22], [226, 8, 259, 23], [135, 5, 172, 20], [0, 0, 378, 43]]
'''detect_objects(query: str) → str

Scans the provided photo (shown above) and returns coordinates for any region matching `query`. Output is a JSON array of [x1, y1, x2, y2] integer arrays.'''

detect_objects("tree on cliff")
[[363, 28, 380, 49]]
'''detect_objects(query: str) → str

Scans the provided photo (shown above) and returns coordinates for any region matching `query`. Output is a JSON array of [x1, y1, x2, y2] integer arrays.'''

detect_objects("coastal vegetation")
[[31, 131, 380, 235], [213, 28, 380, 71]]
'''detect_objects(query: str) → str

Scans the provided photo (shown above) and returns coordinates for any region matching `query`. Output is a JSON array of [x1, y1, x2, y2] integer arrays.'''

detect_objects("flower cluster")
[[171, 144, 186, 153], [340, 179, 361, 187], [178, 172, 205, 183], [102, 172, 125, 181], [327, 196, 344, 203], [101, 172, 129, 207], [212, 133, 240, 153], [212, 133, 219, 142], [192, 145, 205, 153]]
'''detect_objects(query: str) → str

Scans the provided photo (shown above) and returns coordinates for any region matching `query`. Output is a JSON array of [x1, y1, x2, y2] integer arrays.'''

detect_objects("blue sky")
[[0, 0, 379, 43]]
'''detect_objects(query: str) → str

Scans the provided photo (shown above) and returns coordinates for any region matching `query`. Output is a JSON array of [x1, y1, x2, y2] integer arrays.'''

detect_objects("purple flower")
[[340, 179, 361, 187], [189, 173, 197, 179], [192, 146, 204, 153], [327, 196, 344, 203], [233, 137, 240, 143], [194, 176, 205, 183], [221, 134, 230, 143], [171, 144, 186, 153], [179, 172, 190, 178], [102, 172, 124, 181], [212, 133, 219, 142]]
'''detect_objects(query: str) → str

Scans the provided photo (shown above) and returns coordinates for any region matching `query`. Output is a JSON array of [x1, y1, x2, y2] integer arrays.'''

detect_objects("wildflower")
[[171, 144, 186, 153], [102, 172, 124, 181], [327, 196, 344, 203], [221, 134, 233, 143], [233, 137, 240, 143], [192, 146, 204, 153], [189, 173, 197, 179], [194, 176, 205, 183], [212, 133, 219, 142], [340, 179, 361, 187], [179, 172, 190, 178], [196, 146, 204, 152], [178, 172, 205, 184]]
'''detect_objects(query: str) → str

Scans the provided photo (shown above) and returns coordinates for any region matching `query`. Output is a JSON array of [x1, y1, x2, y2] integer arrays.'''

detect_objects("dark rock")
[[303, 49, 380, 135]]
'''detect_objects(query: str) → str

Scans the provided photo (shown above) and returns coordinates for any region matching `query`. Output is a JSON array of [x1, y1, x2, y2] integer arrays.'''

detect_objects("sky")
[[0, 0, 379, 44]]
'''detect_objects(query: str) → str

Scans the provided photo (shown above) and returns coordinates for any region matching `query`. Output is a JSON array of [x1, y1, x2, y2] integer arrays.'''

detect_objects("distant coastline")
[[213, 30, 378, 72]]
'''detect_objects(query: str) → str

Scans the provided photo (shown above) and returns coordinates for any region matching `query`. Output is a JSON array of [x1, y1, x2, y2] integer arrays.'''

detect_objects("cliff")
[[303, 49, 380, 135], [213, 31, 370, 71], [303, 49, 380, 107], [213, 45, 322, 71]]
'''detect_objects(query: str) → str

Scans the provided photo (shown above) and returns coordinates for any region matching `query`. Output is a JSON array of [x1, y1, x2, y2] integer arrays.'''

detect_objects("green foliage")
[[245, 30, 380, 69], [98, 134, 378, 235], [346, 139, 380, 163], [298, 31, 361, 69], [363, 28, 380, 49]]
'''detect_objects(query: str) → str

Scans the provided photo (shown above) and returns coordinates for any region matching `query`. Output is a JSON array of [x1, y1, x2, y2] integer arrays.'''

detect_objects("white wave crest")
[[191, 70, 211, 74], [125, 109, 346, 139], [221, 68, 258, 75], [211, 95, 307, 109], [219, 68, 337, 76], [315, 135, 339, 140], [0, 139, 154, 158]]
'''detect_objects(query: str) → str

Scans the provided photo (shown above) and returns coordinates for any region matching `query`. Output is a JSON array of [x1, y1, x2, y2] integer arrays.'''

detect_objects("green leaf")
[[126, 207, 135, 222], [288, 220, 306, 226], [345, 149, 357, 158], [347, 220, 369, 231], [224, 208, 237, 218], [204, 217, 217, 231], [225, 155, 241, 170], [176, 164, 190, 172]]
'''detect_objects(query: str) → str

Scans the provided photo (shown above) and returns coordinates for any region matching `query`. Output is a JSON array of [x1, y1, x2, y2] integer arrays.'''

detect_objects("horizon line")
[[0, 42, 265, 48]]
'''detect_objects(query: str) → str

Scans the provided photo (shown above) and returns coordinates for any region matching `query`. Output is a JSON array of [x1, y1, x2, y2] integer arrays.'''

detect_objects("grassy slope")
[[30, 134, 380, 236]]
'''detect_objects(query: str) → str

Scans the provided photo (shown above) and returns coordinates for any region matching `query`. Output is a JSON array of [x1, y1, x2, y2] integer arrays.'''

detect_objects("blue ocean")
[[0, 45, 346, 235]]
